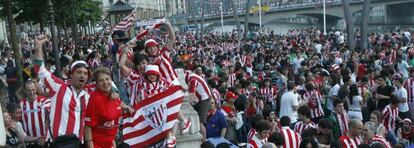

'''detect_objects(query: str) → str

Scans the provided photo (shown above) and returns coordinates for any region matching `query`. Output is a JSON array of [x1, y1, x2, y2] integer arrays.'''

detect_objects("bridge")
[[188, 0, 414, 26]]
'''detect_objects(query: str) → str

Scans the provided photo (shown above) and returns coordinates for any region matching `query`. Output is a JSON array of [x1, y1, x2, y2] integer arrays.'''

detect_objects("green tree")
[[2, 0, 24, 88]]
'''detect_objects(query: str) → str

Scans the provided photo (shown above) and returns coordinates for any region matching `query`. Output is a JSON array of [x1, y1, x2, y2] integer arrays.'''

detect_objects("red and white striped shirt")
[[335, 111, 350, 136], [20, 96, 49, 137], [281, 126, 301, 148], [247, 128, 257, 142], [242, 55, 253, 68], [357, 82, 369, 97], [372, 135, 392, 148], [257, 72, 266, 81], [339, 135, 362, 148], [141, 78, 172, 99], [259, 87, 278, 103], [35, 62, 90, 141], [294, 121, 316, 135], [116, 48, 134, 63], [403, 78, 414, 103], [187, 73, 212, 102], [247, 134, 266, 148], [126, 70, 145, 107], [221, 60, 232, 67], [227, 73, 237, 87], [87, 58, 100, 70], [153, 51, 179, 85], [303, 90, 324, 119], [211, 88, 222, 107], [382, 105, 399, 131]]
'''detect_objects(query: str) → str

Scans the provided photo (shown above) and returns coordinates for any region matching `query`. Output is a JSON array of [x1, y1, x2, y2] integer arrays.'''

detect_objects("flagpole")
[[323, 0, 326, 35], [220, 2, 224, 33]]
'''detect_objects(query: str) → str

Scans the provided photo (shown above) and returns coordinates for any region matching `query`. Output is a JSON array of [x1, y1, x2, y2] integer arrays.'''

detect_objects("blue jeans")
[[118, 83, 130, 105], [386, 130, 398, 145]]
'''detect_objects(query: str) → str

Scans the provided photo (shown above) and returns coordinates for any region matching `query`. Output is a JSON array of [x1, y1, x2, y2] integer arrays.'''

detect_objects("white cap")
[[145, 65, 160, 76]]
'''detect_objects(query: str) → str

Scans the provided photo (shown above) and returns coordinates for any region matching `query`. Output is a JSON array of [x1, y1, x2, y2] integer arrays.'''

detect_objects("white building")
[[166, 0, 186, 16]]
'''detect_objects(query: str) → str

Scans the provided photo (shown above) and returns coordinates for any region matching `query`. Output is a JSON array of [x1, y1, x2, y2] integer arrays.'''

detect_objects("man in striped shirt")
[[328, 99, 350, 138], [280, 116, 301, 148], [382, 95, 401, 132], [247, 120, 270, 148], [120, 52, 147, 106], [403, 72, 414, 104], [20, 80, 49, 142], [302, 82, 324, 122], [34, 35, 91, 142], [339, 119, 363, 148], [185, 71, 212, 140], [143, 21, 179, 86], [294, 106, 316, 135], [372, 124, 392, 148]]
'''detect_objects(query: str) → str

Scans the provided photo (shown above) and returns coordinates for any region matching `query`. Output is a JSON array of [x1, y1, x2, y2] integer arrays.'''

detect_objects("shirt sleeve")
[[34, 60, 65, 97], [85, 94, 98, 127], [188, 79, 196, 93]]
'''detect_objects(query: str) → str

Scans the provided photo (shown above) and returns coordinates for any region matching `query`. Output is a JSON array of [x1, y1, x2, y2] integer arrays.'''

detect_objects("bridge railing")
[[190, 0, 403, 20]]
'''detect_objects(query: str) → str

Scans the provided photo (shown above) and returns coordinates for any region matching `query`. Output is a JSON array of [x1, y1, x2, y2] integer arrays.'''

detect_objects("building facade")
[[102, 0, 168, 19]]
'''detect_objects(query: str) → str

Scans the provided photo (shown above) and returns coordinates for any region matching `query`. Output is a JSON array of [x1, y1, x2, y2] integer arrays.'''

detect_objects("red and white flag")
[[112, 10, 136, 32], [122, 85, 184, 147]]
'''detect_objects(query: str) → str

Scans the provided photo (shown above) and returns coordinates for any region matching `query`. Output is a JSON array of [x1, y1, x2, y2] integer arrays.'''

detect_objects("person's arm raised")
[[164, 21, 176, 50], [119, 44, 133, 78], [34, 35, 49, 61]]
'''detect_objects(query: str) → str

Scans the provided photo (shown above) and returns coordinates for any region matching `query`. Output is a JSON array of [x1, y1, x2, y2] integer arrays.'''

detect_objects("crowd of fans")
[[0, 20, 414, 148]]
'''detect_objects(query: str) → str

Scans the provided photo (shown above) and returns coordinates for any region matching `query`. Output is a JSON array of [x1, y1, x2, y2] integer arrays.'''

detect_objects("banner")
[[122, 85, 184, 147]]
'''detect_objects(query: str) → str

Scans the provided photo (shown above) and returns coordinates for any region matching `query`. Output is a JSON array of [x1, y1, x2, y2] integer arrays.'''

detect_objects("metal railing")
[[190, 0, 405, 20]]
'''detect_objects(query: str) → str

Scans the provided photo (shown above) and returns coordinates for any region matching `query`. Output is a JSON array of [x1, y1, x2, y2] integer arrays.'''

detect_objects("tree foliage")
[[0, 0, 102, 28]]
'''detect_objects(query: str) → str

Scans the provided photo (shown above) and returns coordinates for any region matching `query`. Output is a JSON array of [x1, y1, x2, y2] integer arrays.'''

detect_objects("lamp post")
[[258, 0, 262, 31], [47, 0, 62, 78], [323, 0, 327, 35], [220, 2, 224, 33]]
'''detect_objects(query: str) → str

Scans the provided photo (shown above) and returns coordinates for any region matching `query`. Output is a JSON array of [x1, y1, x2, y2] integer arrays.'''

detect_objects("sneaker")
[[167, 136, 176, 148], [181, 119, 191, 133]]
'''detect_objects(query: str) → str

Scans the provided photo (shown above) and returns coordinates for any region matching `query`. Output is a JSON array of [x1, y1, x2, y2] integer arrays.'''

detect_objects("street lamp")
[[220, 2, 224, 33], [47, 0, 62, 78], [258, 0, 262, 31]]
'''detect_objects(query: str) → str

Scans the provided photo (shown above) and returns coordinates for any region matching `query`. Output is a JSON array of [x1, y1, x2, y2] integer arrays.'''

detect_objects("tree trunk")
[[244, 0, 250, 40], [360, 0, 370, 50], [71, 0, 77, 49], [230, 0, 242, 40], [4, 0, 24, 88], [341, 0, 355, 50], [63, 17, 69, 41], [200, 0, 206, 38]]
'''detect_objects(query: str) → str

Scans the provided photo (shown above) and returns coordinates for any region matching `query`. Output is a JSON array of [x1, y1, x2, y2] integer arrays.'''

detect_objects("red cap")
[[226, 91, 238, 100]]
